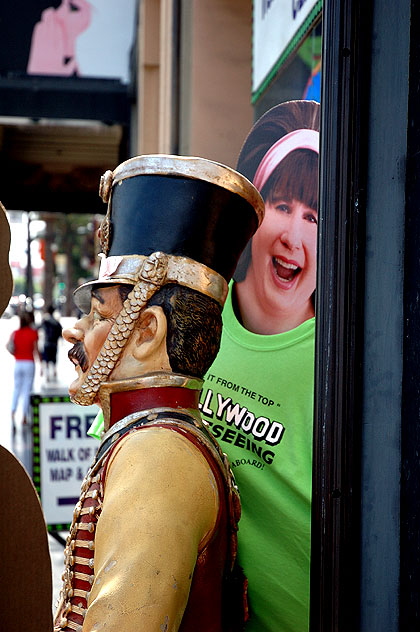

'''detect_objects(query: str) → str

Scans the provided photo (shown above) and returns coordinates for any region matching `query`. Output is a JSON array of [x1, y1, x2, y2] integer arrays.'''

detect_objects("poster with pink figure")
[[27, 0, 93, 76], [1, 0, 136, 83]]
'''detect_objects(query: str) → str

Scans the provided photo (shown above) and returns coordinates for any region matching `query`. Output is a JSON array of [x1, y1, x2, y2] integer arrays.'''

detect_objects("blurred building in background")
[[0, 0, 321, 313]]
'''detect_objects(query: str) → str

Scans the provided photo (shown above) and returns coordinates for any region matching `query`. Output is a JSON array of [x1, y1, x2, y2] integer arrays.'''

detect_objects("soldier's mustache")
[[68, 341, 89, 373]]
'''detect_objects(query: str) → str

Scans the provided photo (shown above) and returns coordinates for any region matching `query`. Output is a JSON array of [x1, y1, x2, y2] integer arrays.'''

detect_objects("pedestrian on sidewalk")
[[39, 304, 62, 382], [10, 310, 41, 429]]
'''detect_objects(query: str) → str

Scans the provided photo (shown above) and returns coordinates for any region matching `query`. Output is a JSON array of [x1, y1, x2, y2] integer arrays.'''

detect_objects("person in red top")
[[11, 310, 41, 429]]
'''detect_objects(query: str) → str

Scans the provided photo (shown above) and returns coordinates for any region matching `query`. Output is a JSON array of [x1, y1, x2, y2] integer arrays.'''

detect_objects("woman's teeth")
[[272, 257, 300, 282]]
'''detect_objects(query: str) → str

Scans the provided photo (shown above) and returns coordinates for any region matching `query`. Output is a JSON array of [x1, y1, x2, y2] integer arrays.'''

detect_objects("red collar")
[[109, 386, 200, 427]]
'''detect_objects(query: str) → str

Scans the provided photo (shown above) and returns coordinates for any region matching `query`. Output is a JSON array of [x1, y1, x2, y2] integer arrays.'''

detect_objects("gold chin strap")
[[71, 251, 227, 407]]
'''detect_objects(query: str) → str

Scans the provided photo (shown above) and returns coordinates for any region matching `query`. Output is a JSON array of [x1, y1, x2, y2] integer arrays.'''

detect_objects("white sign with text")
[[38, 401, 99, 527]]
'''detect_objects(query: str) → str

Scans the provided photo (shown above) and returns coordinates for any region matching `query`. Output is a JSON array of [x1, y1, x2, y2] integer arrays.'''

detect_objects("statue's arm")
[[83, 425, 219, 631]]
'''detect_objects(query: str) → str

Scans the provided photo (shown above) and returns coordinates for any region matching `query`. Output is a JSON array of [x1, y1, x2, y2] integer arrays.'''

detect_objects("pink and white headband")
[[252, 128, 319, 192]]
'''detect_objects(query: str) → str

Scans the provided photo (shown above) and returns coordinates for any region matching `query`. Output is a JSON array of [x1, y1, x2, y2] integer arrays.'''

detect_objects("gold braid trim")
[[73, 571, 94, 584], [70, 605, 86, 617], [72, 539, 95, 550], [73, 588, 90, 599], [61, 620, 82, 632]]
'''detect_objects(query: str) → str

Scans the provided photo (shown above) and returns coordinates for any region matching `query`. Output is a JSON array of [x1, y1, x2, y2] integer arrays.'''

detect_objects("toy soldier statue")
[[54, 155, 264, 632]]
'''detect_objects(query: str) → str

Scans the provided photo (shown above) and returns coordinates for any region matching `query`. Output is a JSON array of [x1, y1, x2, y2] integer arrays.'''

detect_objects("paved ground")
[[0, 314, 77, 610]]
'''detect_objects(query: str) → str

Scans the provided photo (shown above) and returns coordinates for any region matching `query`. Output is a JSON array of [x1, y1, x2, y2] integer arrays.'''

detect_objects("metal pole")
[[25, 212, 34, 303]]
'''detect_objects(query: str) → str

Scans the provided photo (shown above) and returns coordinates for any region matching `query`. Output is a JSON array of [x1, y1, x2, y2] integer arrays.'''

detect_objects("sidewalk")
[[0, 316, 77, 609]]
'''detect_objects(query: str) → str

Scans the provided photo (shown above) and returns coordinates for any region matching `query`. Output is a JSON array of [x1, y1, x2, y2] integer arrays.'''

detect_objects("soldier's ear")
[[129, 305, 169, 364]]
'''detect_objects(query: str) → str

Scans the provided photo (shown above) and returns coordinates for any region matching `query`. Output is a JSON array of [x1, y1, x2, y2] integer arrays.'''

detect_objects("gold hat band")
[[74, 253, 228, 312]]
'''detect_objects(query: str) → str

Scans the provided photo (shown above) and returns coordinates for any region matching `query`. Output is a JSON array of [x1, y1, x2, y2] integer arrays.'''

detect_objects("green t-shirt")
[[200, 285, 315, 632]]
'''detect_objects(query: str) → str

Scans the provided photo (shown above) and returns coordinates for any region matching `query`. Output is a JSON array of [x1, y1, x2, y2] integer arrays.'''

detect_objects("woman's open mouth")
[[272, 257, 301, 282]]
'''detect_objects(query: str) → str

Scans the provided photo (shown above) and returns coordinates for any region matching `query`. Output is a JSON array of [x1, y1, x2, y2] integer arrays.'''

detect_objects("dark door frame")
[[311, 0, 419, 630]]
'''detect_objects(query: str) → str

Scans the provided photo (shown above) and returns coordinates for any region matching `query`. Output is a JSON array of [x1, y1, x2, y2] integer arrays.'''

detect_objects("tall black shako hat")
[[74, 154, 264, 312]]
